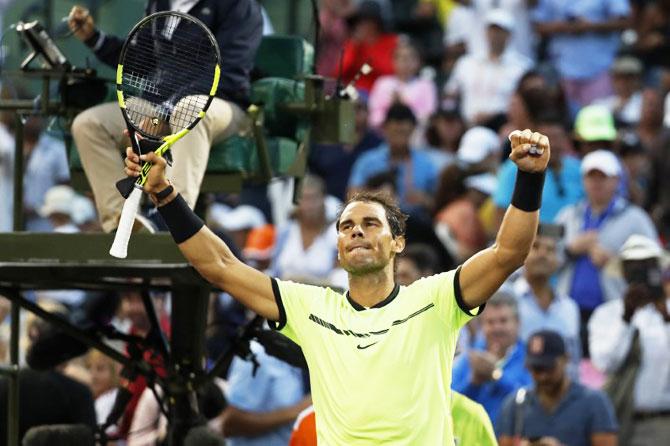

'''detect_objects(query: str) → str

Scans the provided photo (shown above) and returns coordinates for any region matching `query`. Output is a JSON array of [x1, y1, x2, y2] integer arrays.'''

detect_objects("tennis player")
[[125, 128, 549, 444]]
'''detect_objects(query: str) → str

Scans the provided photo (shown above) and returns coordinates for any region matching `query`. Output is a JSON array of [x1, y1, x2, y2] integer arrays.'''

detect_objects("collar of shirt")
[[514, 277, 569, 312], [528, 380, 582, 414]]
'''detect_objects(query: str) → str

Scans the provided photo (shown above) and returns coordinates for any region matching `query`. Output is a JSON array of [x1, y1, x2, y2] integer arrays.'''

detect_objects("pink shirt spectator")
[[368, 76, 438, 128]]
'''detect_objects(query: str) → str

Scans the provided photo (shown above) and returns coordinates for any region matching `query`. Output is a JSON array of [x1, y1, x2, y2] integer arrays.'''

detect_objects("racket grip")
[[109, 187, 143, 258]]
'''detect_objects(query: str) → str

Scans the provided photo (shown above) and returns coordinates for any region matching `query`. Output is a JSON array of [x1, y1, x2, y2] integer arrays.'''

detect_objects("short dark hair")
[[399, 243, 439, 275], [384, 103, 417, 126], [363, 169, 397, 193], [336, 190, 408, 238]]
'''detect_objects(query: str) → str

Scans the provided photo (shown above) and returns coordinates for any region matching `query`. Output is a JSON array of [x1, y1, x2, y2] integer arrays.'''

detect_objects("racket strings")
[[120, 14, 218, 138]]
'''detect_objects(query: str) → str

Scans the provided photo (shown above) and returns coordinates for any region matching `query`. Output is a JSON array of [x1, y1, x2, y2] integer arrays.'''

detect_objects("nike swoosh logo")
[[357, 342, 378, 350]]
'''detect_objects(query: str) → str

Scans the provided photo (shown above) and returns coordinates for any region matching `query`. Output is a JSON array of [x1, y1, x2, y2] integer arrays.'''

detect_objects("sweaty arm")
[[459, 130, 549, 309], [221, 399, 310, 437], [125, 150, 279, 321]]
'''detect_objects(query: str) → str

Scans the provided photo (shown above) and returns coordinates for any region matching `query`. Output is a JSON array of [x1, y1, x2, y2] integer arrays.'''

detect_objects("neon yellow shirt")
[[451, 391, 498, 446], [271, 267, 481, 445]]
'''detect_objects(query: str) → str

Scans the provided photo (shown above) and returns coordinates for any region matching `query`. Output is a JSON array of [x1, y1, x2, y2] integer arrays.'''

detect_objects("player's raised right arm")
[[125, 149, 280, 321]]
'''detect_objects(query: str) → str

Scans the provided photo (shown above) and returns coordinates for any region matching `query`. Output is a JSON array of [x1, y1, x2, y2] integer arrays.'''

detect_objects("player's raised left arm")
[[459, 129, 550, 309]]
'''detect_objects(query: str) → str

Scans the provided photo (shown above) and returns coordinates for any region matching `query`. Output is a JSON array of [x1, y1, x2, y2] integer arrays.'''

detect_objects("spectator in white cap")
[[443, 0, 536, 61], [589, 234, 670, 445], [271, 174, 339, 285], [207, 202, 267, 251], [39, 185, 79, 234], [594, 56, 644, 127], [555, 149, 658, 358], [444, 8, 532, 126], [37, 185, 88, 307], [456, 126, 501, 173], [71, 195, 100, 232]]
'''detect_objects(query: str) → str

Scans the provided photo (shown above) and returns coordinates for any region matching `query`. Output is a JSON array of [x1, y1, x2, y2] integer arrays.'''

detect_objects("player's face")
[[337, 201, 404, 275]]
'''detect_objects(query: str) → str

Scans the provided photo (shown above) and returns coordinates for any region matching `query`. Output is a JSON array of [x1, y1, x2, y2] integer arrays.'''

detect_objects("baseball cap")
[[243, 224, 276, 261], [40, 185, 75, 218], [574, 105, 617, 142], [619, 234, 664, 261], [71, 195, 96, 225], [464, 173, 497, 196], [457, 126, 500, 165], [485, 9, 514, 32], [526, 330, 566, 368], [611, 56, 643, 76], [580, 150, 621, 177]]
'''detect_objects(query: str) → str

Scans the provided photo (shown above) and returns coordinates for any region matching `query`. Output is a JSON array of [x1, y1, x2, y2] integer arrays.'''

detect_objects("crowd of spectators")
[[1, 0, 670, 444]]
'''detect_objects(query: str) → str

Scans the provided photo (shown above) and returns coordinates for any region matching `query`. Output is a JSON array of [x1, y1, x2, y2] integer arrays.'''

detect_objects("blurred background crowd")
[[2, 0, 670, 445]]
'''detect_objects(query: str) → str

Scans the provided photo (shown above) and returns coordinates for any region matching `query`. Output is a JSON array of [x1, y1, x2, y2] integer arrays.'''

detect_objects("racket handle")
[[109, 187, 143, 258]]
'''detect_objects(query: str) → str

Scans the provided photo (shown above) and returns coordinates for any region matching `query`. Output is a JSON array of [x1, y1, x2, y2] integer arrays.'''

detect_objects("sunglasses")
[[528, 363, 557, 373]]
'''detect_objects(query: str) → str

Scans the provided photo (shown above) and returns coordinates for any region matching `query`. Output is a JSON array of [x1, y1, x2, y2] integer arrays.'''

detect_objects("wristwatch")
[[155, 184, 174, 201]]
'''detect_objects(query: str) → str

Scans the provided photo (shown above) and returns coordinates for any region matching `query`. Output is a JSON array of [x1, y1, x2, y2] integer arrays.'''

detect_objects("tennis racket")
[[109, 11, 221, 258]]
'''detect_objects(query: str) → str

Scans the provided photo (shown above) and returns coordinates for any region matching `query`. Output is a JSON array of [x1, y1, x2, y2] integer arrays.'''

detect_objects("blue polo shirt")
[[532, 0, 630, 80], [494, 157, 583, 223], [497, 382, 618, 446], [226, 340, 306, 446], [348, 144, 438, 208], [452, 339, 533, 424]]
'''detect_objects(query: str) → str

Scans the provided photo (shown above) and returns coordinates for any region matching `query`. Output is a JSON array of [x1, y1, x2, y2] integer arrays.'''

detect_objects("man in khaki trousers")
[[68, 1, 262, 232]]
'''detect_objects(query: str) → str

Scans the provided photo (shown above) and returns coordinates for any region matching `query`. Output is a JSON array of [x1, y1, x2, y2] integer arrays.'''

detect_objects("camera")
[[623, 258, 664, 300]]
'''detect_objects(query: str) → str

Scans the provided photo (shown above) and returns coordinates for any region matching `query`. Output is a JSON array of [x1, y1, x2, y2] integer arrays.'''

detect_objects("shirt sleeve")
[[53, 141, 71, 182], [367, 77, 393, 128], [411, 267, 484, 331], [444, 58, 464, 96], [494, 393, 516, 437], [606, 0, 631, 17], [226, 353, 270, 411], [348, 152, 374, 188], [531, 0, 553, 23], [268, 278, 326, 345], [587, 390, 619, 434], [588, 301, 637, 374]]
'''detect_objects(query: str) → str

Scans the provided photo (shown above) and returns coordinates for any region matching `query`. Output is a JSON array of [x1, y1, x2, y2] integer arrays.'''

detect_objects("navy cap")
[[526, 330, 566, 368]]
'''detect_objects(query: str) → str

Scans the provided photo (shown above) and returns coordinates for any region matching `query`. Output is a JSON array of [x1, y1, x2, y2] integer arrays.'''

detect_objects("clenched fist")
[[508, 129, 550, 174], [68, 6, 96, 42]]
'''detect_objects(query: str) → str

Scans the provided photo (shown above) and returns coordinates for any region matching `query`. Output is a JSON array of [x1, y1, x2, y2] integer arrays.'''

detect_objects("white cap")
[[485, 9, 514, 32], [40, 185, 75, 218], [465, 173, 497, 196], [619, 234, 664, 261], [457, 127, 501, 165], [209, 203, 266, 232], [71, 195, 97, 225], [580, 150, 621, 177]]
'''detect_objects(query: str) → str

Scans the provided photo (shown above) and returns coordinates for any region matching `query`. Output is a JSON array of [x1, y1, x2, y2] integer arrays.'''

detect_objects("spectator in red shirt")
[[339, 1, 399, 92]]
